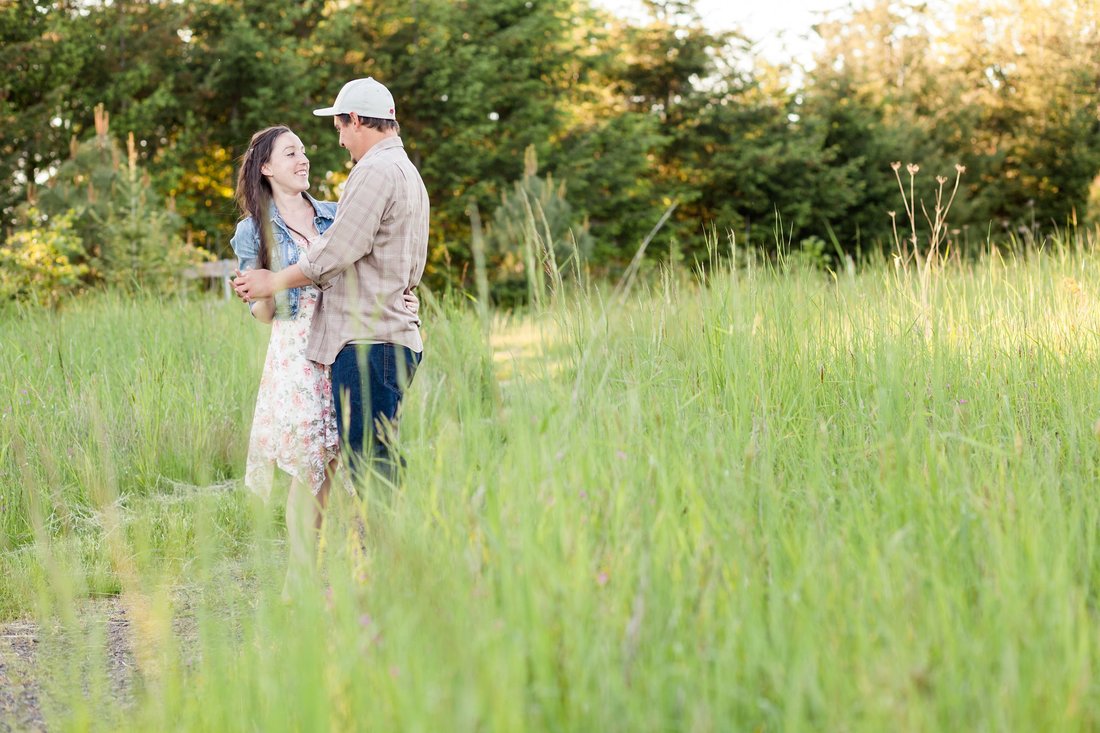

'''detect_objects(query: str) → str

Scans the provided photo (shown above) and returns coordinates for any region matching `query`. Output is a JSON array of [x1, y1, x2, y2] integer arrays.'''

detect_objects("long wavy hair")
[[235, 125, 292, 270]]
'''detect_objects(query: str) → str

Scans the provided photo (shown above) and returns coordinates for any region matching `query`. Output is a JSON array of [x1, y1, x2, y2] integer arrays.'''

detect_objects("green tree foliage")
[[32, 106, 207, 294], [0, 0, 191, 227], [0, 0, 80, 225], [804, 0, 1100, 249], [2, 0, 1099, 300], [381, 0, 589, 259], [605, 2, 744, 252], [949, 0, 1100, 233], [550, 111, 667, 262]]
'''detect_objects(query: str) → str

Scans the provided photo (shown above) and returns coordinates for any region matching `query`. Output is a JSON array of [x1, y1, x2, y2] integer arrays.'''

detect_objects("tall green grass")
[[5, 242, 1100, 730], [0, 293, 261, 612]]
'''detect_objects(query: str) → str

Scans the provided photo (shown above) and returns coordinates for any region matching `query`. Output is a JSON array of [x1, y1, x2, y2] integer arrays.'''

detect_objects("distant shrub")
[[0, 208, 89, 307]]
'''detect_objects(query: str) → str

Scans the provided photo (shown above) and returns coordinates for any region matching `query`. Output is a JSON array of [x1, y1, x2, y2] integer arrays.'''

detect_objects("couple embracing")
[[230, 78, 428, 577]]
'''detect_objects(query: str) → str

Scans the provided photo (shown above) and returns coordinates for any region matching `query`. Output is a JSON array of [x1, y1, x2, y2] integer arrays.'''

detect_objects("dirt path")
[[0, 617, 46, 733], [0, 598, 153, 732]]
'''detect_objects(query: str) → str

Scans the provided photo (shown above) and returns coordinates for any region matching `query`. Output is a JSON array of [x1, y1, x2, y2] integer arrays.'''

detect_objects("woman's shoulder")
[[233, 216, 258, 236]]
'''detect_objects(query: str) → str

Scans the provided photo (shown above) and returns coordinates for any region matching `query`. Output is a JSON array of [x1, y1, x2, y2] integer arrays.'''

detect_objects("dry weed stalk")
[[889, 161, 966, 339]]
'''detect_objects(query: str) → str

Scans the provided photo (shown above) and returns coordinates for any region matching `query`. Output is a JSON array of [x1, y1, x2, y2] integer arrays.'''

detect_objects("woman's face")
[[261, 131, 310, 194]]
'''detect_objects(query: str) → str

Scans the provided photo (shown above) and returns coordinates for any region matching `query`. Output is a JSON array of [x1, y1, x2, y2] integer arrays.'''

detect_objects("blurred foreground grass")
[[3, 244, 1100, 730]]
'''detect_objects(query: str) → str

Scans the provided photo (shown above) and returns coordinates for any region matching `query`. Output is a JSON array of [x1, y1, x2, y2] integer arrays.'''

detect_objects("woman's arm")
[[250, 297, 276, 324], [231, 217, 277, 322], [230, 218, 259, 272]]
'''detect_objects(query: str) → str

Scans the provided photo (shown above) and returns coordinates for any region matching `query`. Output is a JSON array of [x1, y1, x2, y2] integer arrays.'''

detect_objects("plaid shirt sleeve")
[[298, 163, 395, 289]]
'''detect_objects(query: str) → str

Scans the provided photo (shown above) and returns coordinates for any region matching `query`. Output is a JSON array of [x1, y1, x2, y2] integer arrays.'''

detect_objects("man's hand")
[[233, 268, 276, 302]]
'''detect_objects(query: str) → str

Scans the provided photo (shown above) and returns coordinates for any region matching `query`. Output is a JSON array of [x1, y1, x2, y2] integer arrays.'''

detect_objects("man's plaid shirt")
[[298, 136, 429, 365]]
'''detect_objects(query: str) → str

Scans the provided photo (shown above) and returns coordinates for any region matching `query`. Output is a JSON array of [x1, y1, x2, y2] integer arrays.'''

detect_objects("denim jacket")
[[230, 193, 338, 320]]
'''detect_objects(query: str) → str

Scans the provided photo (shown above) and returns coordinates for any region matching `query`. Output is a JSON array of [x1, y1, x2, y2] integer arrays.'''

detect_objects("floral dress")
[[244, 242, 341, 500]]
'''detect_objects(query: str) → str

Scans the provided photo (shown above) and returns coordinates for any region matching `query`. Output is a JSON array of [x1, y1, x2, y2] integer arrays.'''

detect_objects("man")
[[234, 77, 430, 486]]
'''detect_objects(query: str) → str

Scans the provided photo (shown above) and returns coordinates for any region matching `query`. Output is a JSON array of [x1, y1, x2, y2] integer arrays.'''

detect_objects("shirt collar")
[[266, 192, 333, 224], [357, 136, 403, 166]]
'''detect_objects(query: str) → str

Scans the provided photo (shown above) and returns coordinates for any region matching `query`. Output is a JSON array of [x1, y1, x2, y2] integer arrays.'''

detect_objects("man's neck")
[[361, 130, 399, 157]]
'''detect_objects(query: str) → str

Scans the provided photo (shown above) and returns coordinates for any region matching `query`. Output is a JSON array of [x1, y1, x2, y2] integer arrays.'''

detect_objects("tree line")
[[2, 0, 1098, 302]]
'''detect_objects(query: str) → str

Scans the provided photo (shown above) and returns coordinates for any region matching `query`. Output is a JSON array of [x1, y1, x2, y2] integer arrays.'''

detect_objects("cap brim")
[[312, 106, 340, 116]]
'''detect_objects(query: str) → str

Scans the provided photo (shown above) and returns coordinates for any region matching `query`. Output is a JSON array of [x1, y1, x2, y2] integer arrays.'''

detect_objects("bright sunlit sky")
[[599, 0, 868, 68]]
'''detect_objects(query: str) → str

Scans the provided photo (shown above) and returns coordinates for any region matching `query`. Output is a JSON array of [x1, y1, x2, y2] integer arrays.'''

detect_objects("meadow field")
[[3, 240, 1100, 731]]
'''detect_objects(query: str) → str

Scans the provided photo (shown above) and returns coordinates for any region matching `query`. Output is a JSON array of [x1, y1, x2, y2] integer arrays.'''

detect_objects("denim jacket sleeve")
[[230, 218, 262, 314], [230, 218, 259, 272]]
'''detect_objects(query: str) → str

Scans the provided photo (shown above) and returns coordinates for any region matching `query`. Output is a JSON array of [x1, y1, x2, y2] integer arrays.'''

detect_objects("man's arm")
[[232, 264, 312, 301], [297, 166, 393, 287]]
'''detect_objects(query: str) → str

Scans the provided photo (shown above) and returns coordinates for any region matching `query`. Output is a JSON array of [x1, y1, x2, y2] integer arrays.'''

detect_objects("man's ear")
[[349, 112, 361, 128]]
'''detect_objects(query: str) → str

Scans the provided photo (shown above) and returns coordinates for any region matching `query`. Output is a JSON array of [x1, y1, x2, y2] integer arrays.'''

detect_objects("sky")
[[599, 0, 865, 68]]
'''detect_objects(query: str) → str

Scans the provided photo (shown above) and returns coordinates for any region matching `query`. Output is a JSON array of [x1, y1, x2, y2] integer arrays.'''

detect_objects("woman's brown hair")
[[235, 125, 291, 270]]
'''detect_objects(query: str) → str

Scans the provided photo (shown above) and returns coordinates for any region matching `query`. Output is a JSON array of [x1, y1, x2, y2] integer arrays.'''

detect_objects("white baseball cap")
[[312, 77, 397, 120]]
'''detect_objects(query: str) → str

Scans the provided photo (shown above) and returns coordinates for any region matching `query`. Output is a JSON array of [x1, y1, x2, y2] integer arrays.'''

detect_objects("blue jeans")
[[331, 343, 422, 486]]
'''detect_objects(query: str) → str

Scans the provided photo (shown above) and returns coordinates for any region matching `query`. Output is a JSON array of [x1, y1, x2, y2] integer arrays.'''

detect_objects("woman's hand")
[[402, 290, 419, 316]]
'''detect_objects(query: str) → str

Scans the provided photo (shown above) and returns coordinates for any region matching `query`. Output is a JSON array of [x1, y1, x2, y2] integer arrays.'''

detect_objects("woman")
[[230, 125, 343, 592]]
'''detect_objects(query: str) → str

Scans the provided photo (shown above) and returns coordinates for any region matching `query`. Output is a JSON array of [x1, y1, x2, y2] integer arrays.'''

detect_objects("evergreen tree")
[[34, 105, 207, 291]]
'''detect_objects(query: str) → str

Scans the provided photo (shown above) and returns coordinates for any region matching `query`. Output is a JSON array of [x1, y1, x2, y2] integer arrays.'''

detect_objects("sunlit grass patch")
[[489, 314, 566, 383]]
